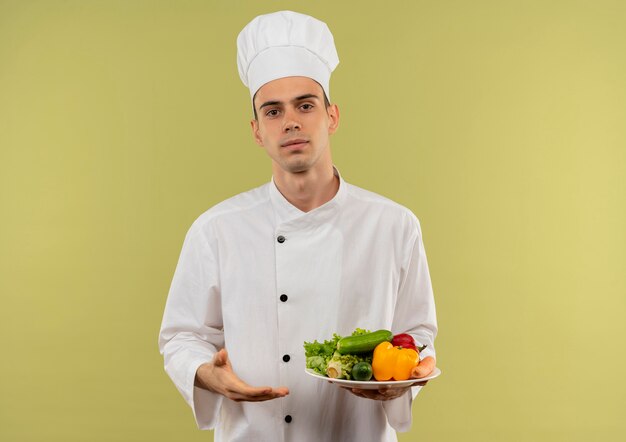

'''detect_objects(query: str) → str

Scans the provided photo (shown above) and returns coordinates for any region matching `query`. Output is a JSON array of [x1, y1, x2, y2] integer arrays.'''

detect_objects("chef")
[[158, 10, 437, 442]]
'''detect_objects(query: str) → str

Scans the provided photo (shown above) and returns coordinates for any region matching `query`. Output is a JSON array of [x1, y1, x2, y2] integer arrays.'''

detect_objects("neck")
[[272, 164, 339, 213]]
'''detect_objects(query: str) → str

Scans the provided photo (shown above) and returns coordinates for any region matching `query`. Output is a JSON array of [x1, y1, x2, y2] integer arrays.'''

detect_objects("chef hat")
[[236, 10, 339, 101]]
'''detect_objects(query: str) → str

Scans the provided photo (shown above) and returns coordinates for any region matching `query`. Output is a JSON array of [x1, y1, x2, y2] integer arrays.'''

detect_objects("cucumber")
[[337, 329, 393, 354]]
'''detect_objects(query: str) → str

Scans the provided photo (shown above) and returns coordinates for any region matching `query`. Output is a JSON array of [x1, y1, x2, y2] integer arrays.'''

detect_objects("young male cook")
[[159, 10, 437, 441]]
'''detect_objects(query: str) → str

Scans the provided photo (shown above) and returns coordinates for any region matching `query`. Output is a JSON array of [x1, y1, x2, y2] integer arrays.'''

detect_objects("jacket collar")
[[269, 166, 347, 226]]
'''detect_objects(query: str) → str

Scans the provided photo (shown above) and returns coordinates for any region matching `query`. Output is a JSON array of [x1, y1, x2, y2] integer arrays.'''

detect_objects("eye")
[[265, 109, 280, 117], [300, 103, 314, 111]]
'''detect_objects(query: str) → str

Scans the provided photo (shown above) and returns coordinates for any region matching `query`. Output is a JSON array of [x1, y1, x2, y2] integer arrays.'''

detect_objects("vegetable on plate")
[[304, 328, 424, 382], [351, 361, 373, 381], [336, 329, 393, 354], [371, 341, 419, 381], [391, 333, 417, 350]]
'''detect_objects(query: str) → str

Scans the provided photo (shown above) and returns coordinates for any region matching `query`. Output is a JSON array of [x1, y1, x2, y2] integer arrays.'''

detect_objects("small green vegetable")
[[351, 361, 373, 381], [336, 329, 393, 354]]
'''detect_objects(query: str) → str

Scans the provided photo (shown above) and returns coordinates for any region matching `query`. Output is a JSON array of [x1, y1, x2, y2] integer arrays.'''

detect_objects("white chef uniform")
[[158, 167, 437, 442]]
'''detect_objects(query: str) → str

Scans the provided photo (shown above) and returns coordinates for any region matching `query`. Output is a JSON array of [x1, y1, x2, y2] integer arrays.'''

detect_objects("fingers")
[[202, 350, 289, 402], [213, 348, 229, 367], [220, 369, 289, 402], [343, 386, 409, 401], [225, 384, 289, 402]]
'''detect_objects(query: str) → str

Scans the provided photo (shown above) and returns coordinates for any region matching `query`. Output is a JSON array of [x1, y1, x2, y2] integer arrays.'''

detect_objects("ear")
[[250, 119, 264, 146], [327, 104, 340, 134]]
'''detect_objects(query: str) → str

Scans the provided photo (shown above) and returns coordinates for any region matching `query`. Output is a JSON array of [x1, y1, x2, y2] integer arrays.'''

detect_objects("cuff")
[[186, 356, 223, 430], [382, 386, 422, 432]]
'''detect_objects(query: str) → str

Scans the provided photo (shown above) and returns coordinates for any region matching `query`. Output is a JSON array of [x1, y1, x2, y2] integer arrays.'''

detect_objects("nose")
[[282, 109, 301, 133]]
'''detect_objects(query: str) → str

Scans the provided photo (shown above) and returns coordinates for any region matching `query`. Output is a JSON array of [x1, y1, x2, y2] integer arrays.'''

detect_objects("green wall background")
[[1, 1, 625, 440]]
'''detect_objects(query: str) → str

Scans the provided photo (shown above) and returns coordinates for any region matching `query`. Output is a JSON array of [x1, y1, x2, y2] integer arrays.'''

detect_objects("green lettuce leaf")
[[304, 333, 342, 376]]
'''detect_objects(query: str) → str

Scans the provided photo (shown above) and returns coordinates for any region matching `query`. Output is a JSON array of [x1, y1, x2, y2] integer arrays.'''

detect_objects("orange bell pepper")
[[372, 341, 419, 381]]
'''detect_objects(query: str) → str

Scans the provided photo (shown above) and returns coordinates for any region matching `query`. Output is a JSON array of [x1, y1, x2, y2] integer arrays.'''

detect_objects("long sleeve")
[[383, 214, 438, 432], [158, 220, 225, 429]]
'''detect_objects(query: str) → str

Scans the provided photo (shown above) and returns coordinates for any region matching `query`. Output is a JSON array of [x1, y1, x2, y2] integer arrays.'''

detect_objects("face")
[[250, 76, 339, 174]]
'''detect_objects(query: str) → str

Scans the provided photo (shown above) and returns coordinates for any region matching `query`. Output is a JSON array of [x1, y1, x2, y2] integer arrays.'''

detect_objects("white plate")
[[304, 367, 441, 389]]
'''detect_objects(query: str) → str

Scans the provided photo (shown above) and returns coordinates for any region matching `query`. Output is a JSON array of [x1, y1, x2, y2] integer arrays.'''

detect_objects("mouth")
[[281, 138, 309, 149]]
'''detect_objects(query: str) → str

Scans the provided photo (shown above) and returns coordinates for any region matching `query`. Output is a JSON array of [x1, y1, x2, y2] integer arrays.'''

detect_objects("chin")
[[283, 161, 313, 173]]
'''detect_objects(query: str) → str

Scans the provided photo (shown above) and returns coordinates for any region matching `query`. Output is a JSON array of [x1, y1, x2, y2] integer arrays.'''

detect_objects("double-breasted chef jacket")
[[159, 168, 437, 442]]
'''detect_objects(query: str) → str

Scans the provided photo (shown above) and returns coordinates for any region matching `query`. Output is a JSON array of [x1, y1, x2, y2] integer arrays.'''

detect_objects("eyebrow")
[[258, 94, 320, 110]]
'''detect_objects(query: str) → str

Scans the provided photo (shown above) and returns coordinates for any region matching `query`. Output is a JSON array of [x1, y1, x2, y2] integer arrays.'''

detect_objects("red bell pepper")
[[391, 333, 416, 350]]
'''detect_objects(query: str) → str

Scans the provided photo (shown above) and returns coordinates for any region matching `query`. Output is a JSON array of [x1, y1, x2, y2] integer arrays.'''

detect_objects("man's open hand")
[[195, 349, 289, 402]]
